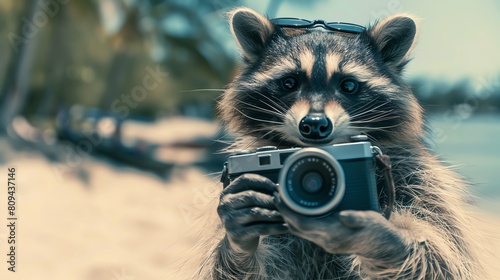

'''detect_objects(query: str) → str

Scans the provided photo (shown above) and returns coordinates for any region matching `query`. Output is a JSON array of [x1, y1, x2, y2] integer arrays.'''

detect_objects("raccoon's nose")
[[298, 113, 333, 140]]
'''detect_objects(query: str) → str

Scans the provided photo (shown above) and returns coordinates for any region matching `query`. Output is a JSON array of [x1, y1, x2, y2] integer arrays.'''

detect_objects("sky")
[[242, 0, 500, 83]]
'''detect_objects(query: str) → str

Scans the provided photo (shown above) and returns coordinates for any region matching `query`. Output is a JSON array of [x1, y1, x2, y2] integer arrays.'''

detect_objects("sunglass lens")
[[326, 22, 365, 33], [272, 18, 313, 27]]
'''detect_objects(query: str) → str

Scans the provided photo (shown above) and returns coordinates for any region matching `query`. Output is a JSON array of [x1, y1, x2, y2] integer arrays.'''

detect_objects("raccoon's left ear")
[[368, 14, 419, 72], [229, 7, 275, 63]]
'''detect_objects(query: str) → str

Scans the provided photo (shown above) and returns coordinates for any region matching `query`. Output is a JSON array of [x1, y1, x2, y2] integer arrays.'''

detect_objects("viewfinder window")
[[258, 155, 271, 166]]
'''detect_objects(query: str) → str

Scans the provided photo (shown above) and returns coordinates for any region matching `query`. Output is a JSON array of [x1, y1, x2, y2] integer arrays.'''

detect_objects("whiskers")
[[348, 100, 401, 129], [330, 98, 403, 147], [179, 88, 226, 93], [184, 87, 293, 150], [237, 100, 285, 119], [240, 90, 289, 116], [231, 89, 291, 143], [233, 107, 283, 125]]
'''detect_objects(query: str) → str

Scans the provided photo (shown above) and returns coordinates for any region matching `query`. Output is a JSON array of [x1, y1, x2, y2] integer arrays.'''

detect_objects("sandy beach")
[[0, 135, 498, 280]]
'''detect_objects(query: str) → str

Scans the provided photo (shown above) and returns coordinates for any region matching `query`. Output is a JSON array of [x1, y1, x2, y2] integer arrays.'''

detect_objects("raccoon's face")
[[219, 8, 424, 148]]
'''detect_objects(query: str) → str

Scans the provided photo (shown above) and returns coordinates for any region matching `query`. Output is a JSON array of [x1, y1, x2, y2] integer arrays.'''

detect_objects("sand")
[[0, 135, 498, 280]]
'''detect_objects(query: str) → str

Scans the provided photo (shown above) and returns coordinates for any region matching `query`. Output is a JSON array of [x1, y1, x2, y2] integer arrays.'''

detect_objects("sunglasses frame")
[[271, 17, 366, 34]]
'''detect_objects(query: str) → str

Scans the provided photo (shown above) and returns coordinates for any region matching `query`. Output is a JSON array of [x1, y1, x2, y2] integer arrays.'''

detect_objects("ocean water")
[[427, 113, 500, 213]]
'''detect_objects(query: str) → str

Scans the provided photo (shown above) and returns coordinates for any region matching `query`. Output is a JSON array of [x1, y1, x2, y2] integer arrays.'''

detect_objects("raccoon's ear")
[[368, 14, 418, 72], [229, 7, 275, 63]]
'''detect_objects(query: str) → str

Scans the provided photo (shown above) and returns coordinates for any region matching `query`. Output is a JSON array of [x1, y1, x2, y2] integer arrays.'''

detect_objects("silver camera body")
[[221, 140, 380, 216]]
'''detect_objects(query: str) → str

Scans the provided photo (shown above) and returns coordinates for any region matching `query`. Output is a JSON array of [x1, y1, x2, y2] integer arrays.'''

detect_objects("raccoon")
[[195, 7, 486, 280]]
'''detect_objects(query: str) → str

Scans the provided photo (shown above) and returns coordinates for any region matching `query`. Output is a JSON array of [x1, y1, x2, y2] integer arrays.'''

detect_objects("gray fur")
[[194, 7, 487, 280]]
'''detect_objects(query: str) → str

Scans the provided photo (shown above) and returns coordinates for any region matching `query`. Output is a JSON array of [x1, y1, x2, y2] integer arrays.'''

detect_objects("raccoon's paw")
[[217, 174, 288, 254], [274, 194, 409, 260]]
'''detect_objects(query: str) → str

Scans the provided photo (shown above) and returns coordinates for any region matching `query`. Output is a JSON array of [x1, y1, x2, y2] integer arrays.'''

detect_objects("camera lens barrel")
[[278, 148, 345, 216]]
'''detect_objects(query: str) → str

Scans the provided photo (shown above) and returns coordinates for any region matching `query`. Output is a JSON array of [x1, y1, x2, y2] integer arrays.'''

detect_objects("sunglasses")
[[271, 18, 366, 34]]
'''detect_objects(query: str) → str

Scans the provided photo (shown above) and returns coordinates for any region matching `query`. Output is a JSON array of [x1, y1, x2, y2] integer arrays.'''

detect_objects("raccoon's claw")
[[274, 194, 408, 259], [217, 174, 288, 254]]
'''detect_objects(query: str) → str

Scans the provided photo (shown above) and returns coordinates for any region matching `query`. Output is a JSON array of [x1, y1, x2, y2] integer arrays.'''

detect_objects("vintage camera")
[[221, 136, 380, 216]]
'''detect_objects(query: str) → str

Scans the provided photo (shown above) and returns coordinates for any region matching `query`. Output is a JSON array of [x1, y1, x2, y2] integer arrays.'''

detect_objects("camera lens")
[[301, 172, 323, 193], [284, 156, 336, 208], [278, 148, 345, 216]]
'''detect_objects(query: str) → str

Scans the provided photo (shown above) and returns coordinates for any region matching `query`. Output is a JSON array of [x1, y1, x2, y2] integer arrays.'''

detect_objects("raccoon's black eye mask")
[[271, 18, 366, 34]]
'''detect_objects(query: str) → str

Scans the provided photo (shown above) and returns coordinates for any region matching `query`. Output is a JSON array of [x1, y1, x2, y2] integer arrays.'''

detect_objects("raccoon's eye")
[[339, 78, 359, 95], [280, 76, 299, 91]]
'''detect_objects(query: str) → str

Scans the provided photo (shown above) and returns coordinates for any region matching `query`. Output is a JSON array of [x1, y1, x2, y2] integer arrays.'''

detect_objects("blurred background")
[[0, 1, 498, 279]]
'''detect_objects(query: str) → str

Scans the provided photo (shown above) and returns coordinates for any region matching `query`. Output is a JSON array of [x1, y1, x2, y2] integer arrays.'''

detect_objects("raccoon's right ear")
[[229, 7, 275, 63]]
